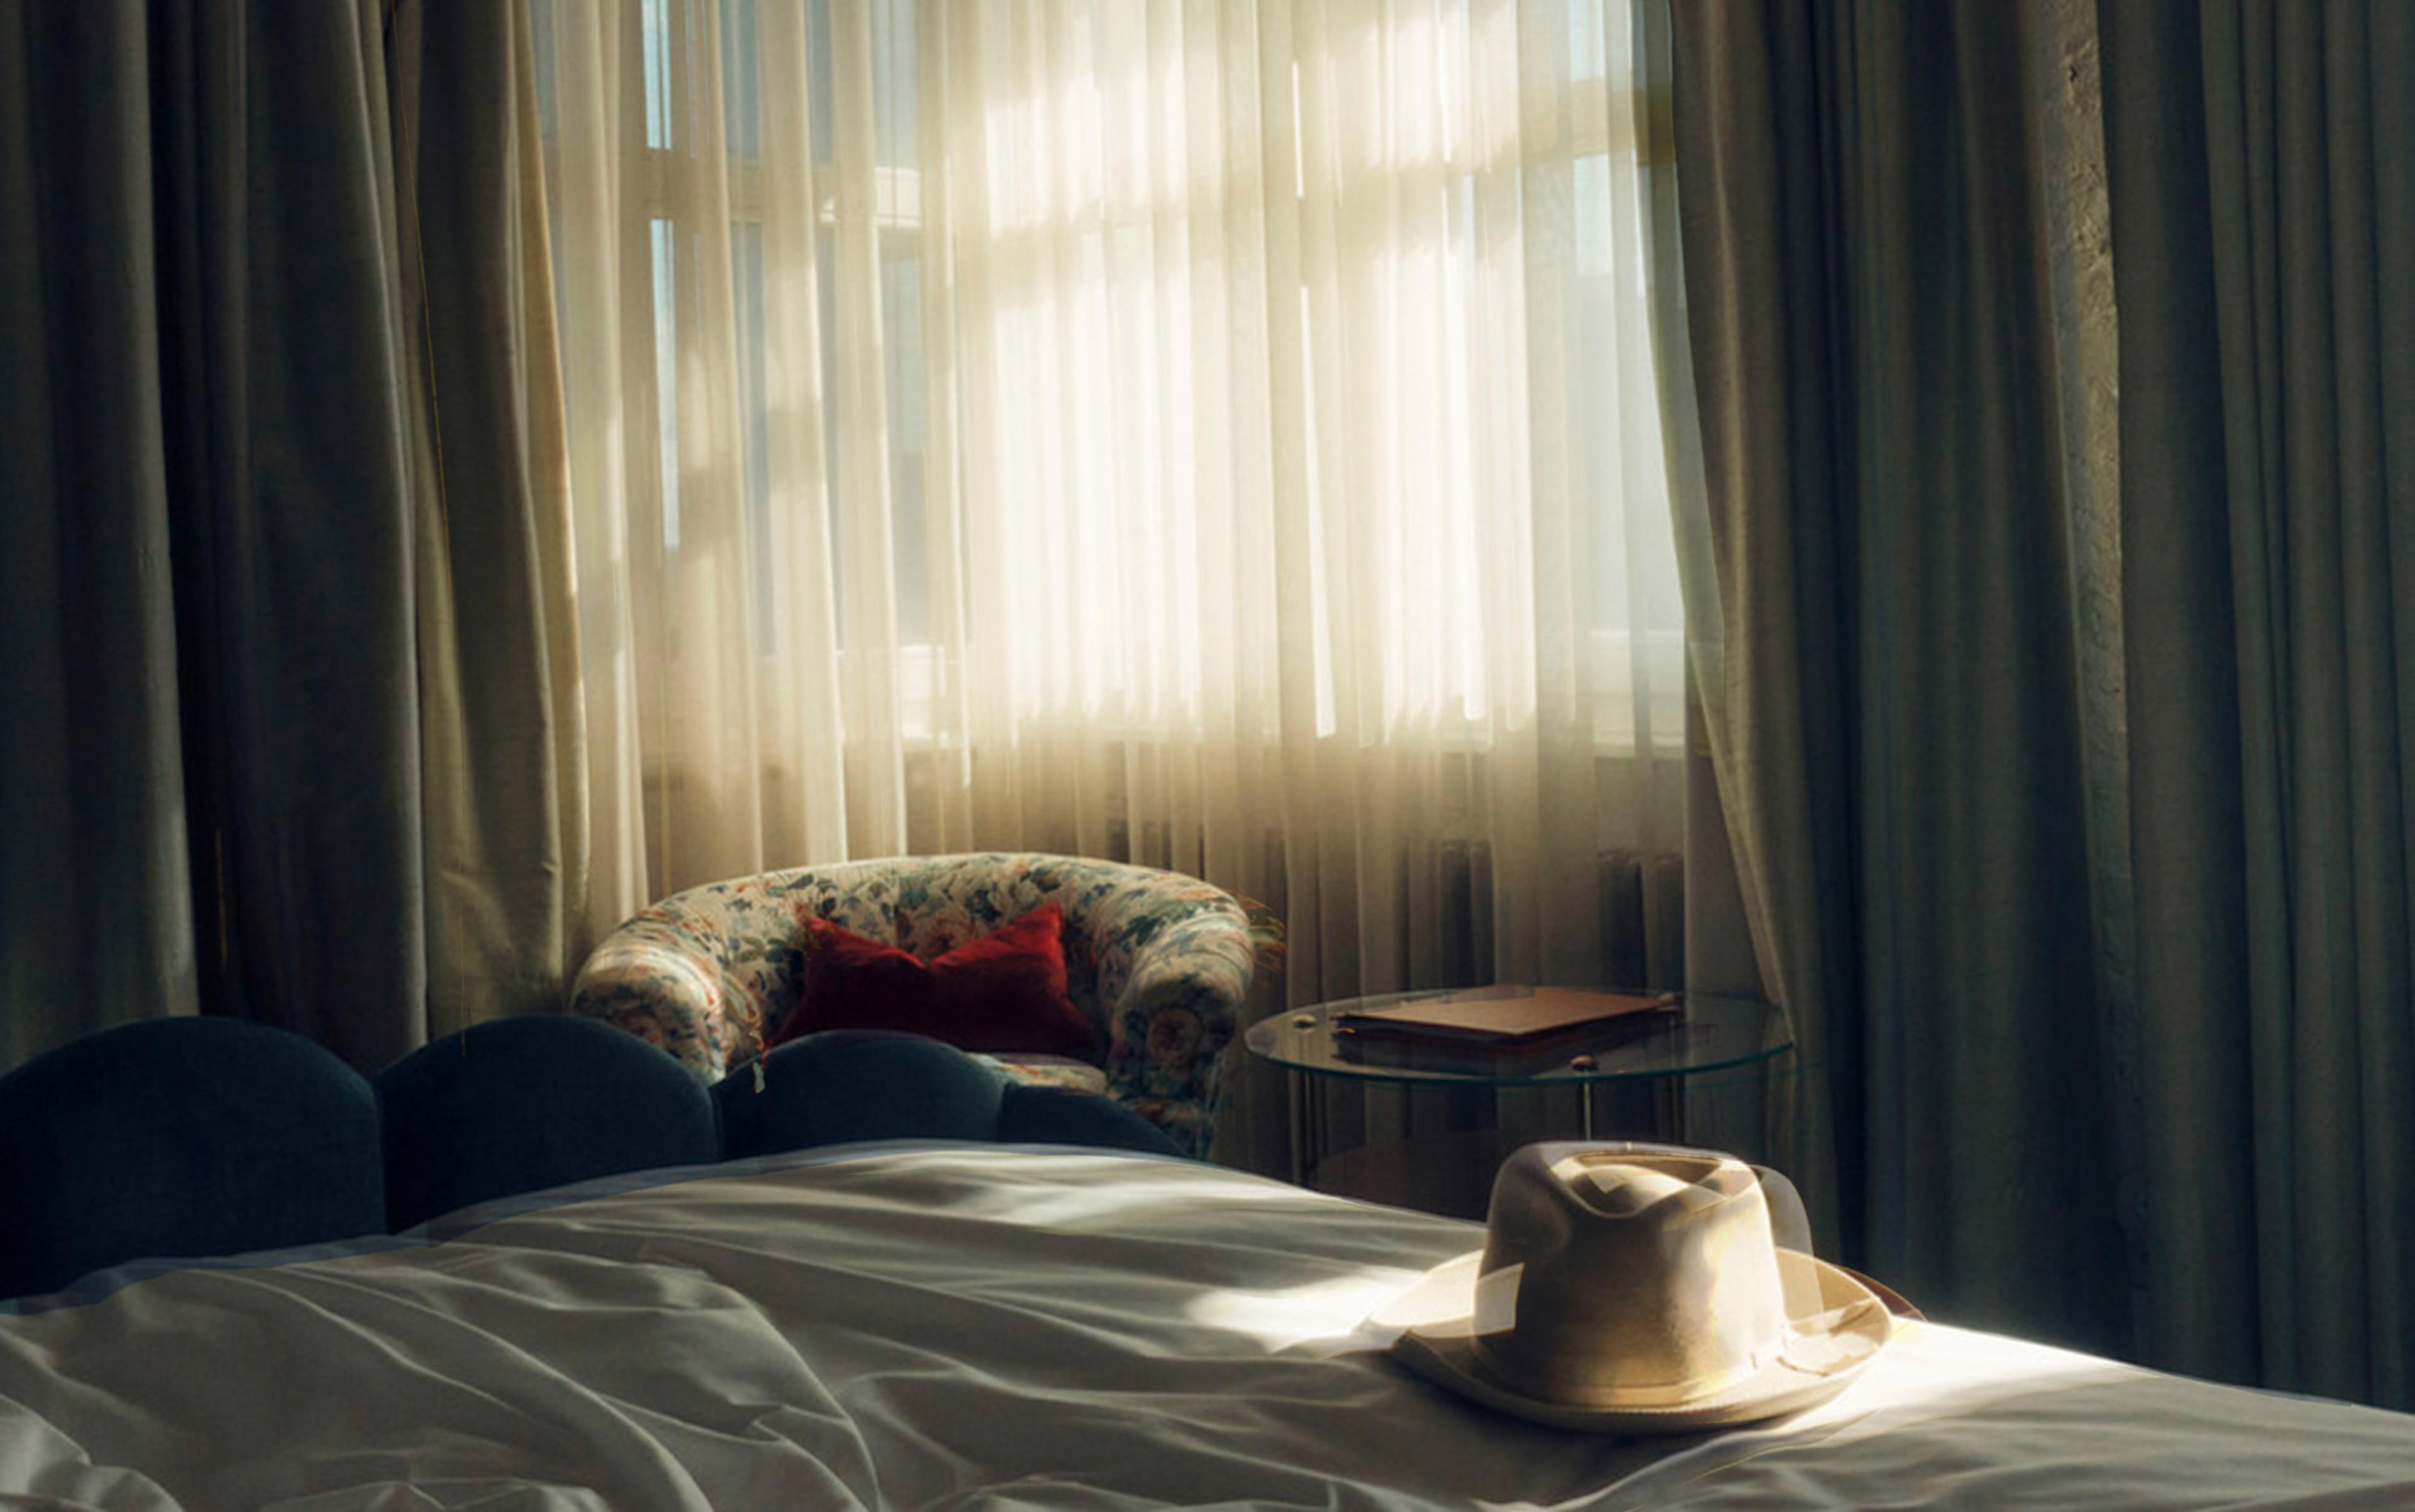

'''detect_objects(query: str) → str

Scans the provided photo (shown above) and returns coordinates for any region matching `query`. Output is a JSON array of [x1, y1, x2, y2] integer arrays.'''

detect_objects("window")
[[533, 0, 1682, 756]]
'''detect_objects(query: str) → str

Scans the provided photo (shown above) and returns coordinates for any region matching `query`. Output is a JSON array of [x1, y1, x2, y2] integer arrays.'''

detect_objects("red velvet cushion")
[[763, 905, 1104, 1065]]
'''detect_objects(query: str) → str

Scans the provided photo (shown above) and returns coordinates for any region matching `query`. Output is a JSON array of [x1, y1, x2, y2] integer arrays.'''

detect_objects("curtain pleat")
[[389, 0, 593, 1035], [145, 0, 428, 1071], [1670, 0, 2132, 1351], [2102, 0, 2415, 1408], [1675, 0, 2415, 1401], [0, 0, 200, 1069], [3, 0, 591, 1077]]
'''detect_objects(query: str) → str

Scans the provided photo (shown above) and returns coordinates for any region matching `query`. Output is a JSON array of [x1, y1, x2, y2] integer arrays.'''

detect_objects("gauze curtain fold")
[[537, 0, 1689, 1011]]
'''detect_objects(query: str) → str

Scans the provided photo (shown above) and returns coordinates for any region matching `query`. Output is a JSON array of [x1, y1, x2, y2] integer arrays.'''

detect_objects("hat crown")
[[1475, 1148, 1789, 1404]]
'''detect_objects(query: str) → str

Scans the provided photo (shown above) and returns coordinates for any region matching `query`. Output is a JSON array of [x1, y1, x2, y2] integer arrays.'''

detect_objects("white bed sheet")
[[1, 1143, 2410, 1510]]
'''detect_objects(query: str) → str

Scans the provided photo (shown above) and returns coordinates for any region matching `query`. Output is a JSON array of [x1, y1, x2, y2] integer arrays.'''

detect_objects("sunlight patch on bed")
[[1637, 1321, 2153, 1472], [1185, 1268, 1428, 1356], [1809, 1325, 2146, 1425], [967, 1167, 1349, 1230]]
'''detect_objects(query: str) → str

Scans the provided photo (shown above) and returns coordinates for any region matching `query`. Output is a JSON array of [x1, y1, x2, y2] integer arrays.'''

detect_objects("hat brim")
[[1378, 1248, 1894, 1433]]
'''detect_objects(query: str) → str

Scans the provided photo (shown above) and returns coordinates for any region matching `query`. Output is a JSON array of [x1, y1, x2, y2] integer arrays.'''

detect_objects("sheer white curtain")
[[534, 0, 1685, 1004]]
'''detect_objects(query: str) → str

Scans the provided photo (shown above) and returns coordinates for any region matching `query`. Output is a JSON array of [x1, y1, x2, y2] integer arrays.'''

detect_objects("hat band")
[[1470, 1333, 1782, 1410]]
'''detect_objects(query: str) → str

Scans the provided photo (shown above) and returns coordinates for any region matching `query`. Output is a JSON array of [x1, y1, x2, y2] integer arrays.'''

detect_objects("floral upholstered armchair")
[[569, 853, 1276, 1158]]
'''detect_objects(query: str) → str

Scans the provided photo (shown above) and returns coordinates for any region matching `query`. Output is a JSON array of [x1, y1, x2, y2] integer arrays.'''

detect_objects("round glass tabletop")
[[1243, 987, 1792, 1089]]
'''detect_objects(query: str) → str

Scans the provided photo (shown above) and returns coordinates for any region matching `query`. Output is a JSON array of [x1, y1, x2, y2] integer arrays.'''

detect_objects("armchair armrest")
[[1088, 889, 1261, 1159], [567, 911, 747, 1081]]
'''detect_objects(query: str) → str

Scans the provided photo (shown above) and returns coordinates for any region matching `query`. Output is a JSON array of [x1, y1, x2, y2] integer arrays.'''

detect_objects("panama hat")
[[1374, 1142, 1896, 1431]]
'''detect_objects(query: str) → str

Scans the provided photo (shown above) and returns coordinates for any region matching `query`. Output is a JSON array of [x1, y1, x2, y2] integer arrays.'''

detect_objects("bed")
[[5, 1139, 2414, 1509]]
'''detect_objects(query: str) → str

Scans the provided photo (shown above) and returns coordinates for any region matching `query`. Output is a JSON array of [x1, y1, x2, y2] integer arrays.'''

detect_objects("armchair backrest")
[[570, 853, 1263, 1157], [582, 852, 1254, 1074]]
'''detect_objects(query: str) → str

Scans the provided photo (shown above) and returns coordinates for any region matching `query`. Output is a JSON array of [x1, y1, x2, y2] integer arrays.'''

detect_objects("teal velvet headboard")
[[0, 1016, 1180, 1301]]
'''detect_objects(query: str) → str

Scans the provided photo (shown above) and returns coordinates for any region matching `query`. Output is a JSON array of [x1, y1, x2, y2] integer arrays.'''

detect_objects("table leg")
[[1287, 1069, 1306, 1187], [1307, 1076, 1327, 1184], [1581, 1082, 1596, 1140]]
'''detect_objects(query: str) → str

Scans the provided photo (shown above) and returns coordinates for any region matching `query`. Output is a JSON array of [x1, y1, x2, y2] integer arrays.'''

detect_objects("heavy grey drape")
[[146, 0, 425, 1070], [1677, 0, 2415, 1403], [1668, 0, 2131, 1353], [2102, 0, 2415, 1406], [1, 1, 199, 1068], [0, 0, 583, 1074], [389, 0, 591, 1032], [1, 0, 422, 1070]]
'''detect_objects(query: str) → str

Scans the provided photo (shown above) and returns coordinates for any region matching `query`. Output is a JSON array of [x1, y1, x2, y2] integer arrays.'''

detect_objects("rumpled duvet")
[[1, 1144, 2411, 1509]]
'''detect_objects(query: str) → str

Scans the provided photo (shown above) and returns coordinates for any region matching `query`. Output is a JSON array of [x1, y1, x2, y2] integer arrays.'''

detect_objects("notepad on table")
[[1331, 987, 1680, 1047]]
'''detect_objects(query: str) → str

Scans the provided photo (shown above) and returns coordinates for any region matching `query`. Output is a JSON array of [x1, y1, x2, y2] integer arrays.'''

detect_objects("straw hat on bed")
[[1374, 1143, 1896, 1432]]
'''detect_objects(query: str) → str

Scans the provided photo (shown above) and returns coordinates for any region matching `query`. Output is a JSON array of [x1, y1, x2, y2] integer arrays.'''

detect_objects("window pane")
[[873, 0, 916, 170], [817, 223, 845, 644], [683, 0, 704, 157], [733, 221, 775, 647], [1575, 155, 1624, 633], [650, 217, 680, 548], [809, 0, 835, 165], [642, 0, 672, 150], [802, 0, 915, 171], [721, 0, 761, 161], [882, 230, 925, 644], [1569, 0, 1607, 84]]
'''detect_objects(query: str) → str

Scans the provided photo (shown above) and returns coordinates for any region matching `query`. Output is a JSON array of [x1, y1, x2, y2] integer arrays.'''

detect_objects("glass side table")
[[1243, 987, 1794, 1215]]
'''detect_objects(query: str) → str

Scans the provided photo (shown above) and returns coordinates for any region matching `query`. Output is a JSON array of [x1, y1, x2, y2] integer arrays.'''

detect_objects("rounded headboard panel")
[[0, 1014, 1186, 1302], [376, 1014, 719, 1234], [0, 1018, 385, 1301]]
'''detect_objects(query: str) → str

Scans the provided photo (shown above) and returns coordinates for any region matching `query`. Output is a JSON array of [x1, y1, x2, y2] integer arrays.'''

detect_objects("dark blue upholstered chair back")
[[714, 1030, 1182, 1160], [377, 1014, 719, 1233], [0, 1018, 385, 1301]]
